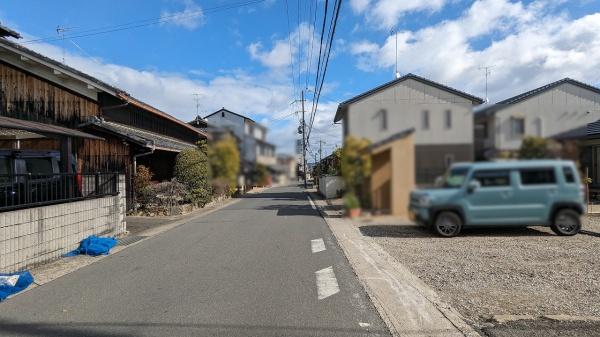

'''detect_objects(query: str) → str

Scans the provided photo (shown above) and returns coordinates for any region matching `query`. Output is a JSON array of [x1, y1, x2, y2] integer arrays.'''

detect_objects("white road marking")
[[359, 322, 371, 328], [307, 195, 317, 210], [311, 238, 326, 253], [315, 266, 340, 300]]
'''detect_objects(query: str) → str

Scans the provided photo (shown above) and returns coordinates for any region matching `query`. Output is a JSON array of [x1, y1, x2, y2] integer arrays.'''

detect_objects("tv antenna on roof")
[[478, 65, 494, 103], [390, 28, 400, 79], [56, 25, 74, 64], [193, 93, 202, 119]]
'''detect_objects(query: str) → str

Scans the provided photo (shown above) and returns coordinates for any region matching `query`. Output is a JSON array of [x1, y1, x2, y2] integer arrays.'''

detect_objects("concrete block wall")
[[0, 175, 127, 273]]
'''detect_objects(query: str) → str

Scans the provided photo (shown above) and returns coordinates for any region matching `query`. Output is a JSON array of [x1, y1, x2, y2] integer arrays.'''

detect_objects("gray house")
[[474, 78, 600, 160], [335, 73, 484, 184], [204, 108, 276, 186]]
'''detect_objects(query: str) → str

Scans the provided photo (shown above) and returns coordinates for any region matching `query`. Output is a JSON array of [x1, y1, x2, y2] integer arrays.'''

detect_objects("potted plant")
[[344, 193, 361, 218]]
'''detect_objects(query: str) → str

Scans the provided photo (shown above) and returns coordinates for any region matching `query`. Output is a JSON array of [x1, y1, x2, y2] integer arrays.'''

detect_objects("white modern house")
[[204, 108, 276, 186], [474, 78, 600, 160], [335, 73, 484, 184]]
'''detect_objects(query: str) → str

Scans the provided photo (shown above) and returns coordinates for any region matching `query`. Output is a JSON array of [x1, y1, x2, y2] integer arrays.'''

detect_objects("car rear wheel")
[[434, 211, 462, 237], [551, 209, 581, 236]]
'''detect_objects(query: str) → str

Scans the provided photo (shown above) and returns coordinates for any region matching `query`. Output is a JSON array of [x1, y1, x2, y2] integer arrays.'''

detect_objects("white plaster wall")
[[346, 78, 476, 145]]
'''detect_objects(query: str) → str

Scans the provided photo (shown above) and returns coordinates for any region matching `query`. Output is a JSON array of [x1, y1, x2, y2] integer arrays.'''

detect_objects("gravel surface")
[[359, 220, 600, 324], [482, 319, 600, 337]]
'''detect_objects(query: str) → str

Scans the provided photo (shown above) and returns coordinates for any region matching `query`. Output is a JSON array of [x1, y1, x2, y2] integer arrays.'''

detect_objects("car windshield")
[[441, 167, 469, 188]]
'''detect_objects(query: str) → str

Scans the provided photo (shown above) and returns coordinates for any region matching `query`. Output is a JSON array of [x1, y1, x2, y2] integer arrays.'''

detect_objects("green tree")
[[209, 135, 240, 196], [255, 163, 270, 186], [341, 136, 371, 206], [518, 136, 550, 159], [174, 143, 212, 207]]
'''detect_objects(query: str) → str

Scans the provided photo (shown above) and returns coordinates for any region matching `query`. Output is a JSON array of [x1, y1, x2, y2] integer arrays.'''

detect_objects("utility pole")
[[479, 65, 494, 103], [319, 139, 325, 163], [301, 90, 307, 188]]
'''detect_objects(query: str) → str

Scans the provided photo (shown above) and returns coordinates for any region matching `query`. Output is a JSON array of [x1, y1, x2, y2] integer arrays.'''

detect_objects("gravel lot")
[[359, 217, 600, 325]]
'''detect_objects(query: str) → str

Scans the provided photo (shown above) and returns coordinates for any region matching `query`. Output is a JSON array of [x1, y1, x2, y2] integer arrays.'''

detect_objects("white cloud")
[[160, 0, 204, 30], [349, 0, 600, 102], [21, 36, 340, 154], [352, 0, 450, 29], [350, 41, 380, 55], [248, 22, 317, 73], [350, 0, 372, 13]]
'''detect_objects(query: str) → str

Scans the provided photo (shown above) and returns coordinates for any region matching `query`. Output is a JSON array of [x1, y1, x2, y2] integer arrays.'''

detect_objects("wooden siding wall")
[[0, 62, 131, 176], [77, 138, 130, 173], [0, 62, 98, 127]]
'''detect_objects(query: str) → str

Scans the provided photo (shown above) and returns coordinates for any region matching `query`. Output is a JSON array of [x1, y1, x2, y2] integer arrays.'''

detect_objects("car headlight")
[[418, 195, 431, 207]]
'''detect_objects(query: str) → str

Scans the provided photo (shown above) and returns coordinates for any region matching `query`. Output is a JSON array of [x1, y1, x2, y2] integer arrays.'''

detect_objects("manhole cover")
[[117, 235, 148, 246]]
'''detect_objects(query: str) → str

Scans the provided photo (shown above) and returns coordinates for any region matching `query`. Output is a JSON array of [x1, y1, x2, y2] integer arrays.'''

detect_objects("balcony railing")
[[0, 172, 119, 212]]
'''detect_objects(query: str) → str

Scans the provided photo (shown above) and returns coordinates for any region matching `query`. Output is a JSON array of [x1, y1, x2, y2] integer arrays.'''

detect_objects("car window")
[[25, 158, 54, 175], [442, 167, 469, 188], [471, 170, 511, 187], [563, 167, 575, 184], [519, 168, 556, 185]]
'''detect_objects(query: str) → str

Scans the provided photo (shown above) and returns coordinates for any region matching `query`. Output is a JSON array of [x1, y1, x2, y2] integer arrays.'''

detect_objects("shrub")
[[145, 180, 187, 215], [209, 135, 240, 196], [341, 136, 371, 206], [519, 136, 549, 159], [255, 164, 270, 186], [134, 165, 153, 204], [174, 145, 212, 207], [343, 193, 360, 210]]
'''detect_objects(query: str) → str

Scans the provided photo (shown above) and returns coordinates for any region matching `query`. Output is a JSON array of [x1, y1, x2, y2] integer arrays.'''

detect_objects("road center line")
[[311, 238, 326, 253], [307, 195, 317, 210], [315, 266, 340, 300]]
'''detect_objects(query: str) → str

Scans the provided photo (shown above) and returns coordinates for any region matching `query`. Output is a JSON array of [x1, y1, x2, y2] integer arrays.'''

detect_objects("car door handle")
[[500, 191, 513, 199]]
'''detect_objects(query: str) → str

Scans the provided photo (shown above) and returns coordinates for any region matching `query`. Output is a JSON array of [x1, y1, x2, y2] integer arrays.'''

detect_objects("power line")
[[21, 0, 266, 45], [307, 0, 341, 141]]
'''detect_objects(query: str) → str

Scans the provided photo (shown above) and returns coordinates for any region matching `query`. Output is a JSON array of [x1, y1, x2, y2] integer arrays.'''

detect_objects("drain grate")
[[117, 235, 148, 246]]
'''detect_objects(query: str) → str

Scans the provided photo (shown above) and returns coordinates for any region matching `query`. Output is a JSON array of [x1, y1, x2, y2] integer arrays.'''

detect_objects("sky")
[[1, 0, 600, 157]]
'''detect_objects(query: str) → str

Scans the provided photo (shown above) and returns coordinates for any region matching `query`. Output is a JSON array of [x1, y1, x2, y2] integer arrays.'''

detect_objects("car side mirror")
[[467, 180, 480, 194], [434, 176, 443, 187]]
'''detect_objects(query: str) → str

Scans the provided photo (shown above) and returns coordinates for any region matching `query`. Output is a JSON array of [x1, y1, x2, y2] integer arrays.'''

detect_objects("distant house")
[[204, 108, 276, 187], [474, 78, 600, 160], [335, 73, 484, 185]]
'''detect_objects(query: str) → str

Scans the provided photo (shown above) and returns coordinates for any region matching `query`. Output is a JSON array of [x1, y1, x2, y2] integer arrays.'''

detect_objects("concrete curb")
[[307, 191, 481, 337]]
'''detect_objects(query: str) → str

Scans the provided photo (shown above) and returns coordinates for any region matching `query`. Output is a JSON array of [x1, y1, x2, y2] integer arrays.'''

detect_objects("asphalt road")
[[0, 185, 390, 337]]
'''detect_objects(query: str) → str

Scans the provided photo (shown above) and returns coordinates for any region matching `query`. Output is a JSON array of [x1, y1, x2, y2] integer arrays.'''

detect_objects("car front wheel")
[[551, 209, 581, 236], [434, 211, 462, 237]]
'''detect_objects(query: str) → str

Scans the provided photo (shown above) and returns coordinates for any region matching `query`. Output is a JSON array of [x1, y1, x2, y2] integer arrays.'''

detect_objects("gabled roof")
[[204, 108, 256, 123], [334, 73, 484, 122], [0, 37, 205, 137], [83, 118, 196, 152], [476, 78, 600, 117]]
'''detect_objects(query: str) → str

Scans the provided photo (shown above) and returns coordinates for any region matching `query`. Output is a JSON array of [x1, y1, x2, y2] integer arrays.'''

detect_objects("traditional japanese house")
[[0, 28, 206, 210]]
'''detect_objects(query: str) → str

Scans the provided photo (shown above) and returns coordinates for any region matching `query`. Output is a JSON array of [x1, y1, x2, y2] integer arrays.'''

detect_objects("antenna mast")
[[478, 65, 494, 103]]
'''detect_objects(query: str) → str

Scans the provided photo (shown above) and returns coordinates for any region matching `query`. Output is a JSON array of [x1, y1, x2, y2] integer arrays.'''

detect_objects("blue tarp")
[[65, 235, 118, 257], [0, 271, 34, 301]]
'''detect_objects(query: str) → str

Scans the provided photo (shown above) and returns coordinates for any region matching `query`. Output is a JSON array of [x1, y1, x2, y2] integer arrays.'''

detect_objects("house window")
[[444, 110, 452, 129], [422, 110, 430, 130], [534, 117, 543, 137], [375, 109, 387, 131], [510, 117, 525, 138], [221, 111, 225, 117]]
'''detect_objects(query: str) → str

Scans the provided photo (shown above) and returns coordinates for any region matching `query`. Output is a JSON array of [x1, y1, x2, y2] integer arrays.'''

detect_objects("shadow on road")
[[0, 319, 387, 337], [359, 224, 555, 238]]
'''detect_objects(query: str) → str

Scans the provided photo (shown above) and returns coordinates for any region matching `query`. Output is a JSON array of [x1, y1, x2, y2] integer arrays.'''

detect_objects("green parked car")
[[409, 160, 585, 237]]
